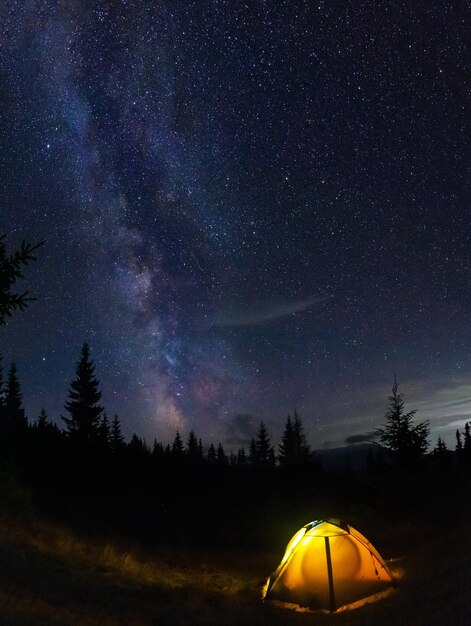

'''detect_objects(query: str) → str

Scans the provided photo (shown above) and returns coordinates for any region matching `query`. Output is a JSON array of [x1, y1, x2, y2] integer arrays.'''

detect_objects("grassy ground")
[[0, 511, 469, 626]]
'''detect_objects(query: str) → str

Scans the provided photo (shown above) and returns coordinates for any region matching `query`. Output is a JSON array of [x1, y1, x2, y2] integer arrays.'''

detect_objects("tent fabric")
[[263, 518, 394, 611]]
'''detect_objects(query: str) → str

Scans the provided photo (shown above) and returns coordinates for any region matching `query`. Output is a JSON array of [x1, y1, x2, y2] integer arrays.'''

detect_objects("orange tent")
[[263, 518, 394, 612]]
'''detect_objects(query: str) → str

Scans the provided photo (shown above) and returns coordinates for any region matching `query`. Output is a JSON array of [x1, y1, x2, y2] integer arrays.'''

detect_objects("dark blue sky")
[[1, 1, 469, 449]]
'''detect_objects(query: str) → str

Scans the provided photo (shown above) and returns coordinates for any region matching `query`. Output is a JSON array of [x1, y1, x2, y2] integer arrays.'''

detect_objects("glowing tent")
[[263, 518, 394, 612]]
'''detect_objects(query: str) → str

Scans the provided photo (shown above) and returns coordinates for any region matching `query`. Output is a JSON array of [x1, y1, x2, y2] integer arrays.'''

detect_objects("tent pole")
[[325, 537, 336, 612]]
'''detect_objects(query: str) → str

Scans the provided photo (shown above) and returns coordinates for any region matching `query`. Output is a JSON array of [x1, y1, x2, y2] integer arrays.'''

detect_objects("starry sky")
[[1, 1, 469, 450]]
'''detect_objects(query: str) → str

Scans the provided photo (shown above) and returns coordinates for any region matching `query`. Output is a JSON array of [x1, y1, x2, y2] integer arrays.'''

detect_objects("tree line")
[[0, 343, 316, 469], [1, 235, 470, 548], [2, 343, 471, 471]]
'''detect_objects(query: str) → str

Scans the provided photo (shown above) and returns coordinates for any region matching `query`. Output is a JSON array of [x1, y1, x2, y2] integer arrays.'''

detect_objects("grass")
[[0, 511, 469, 625]]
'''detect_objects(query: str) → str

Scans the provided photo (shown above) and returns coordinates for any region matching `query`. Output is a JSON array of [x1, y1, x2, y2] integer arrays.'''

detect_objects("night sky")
[[1, 2, 469, 450]]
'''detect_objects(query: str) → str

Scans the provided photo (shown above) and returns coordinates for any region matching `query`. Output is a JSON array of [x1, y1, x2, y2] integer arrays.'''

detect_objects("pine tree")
[[293, 410, 311, 462], [37, 408, 49, 430], [172, 430, 184, 456], [207, 443, 216, 463], [237, 446, 247, 466], [255, 421, 275, 467], [62, 343, 103, 441], [187, 431, 200, 460], [0, 236, 42, 325], [456, 429, 463, 453], [98, 412, 111, 447], [248, 438, 257, 467], [279, 412, 311, 464], [433, 437, 448, 455], [5, 362, 27, 429], [152, 439, 164, 458], [128, 433, 148, 458], [278, 415, 295, 465], [374, 376, 429, 463], [464, 422, 471, 453], [111, 414, 125, 452], [216, 442, 228, 465]]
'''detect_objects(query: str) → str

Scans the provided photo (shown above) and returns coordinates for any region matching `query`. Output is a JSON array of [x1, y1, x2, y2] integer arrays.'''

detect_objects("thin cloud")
[[208, 295, 327, 328]]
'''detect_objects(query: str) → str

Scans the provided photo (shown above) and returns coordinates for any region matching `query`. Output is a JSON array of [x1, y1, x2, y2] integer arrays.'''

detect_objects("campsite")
[[1, 1, 469, 624], [0, 467, 469, 625], [0, 389, 470, 624]]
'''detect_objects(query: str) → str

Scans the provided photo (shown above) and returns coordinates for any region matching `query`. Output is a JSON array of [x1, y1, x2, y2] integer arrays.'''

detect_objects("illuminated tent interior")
[[263, 518, 394, 612]]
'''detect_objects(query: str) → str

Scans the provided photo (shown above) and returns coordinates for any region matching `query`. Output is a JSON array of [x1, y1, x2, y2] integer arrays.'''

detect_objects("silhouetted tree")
[[128, 433, 148, 459], [237, 447, 247, 466], [111, 414, 125, 453], [98, 412, 111, 447], [464, 422, 471, 453], [253, 421, 275, 468], [279, 411, 311, 465], [432, 437, 453, 474], [207, 443, 216, 463], [187, 431, 201, 461], [62, 343, 103, 441], [460, 422, 471, 469], [4, 362, 27, 430], [0, 236, 42, 324], [34, 409, 61, 441], [293, 410, 311, 461], [36, 408, 49, 430], [456, 429, 463, 453], [433, 437, 447, 455], [172, 430, 184, 456], [216, 442, 228, 465], [248, 438, 257, 466], [278, 415, 295, 465], [374, 376, 429, 464]]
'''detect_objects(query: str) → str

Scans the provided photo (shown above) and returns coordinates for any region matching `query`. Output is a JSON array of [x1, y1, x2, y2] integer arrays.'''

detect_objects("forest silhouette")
[[0, 340, 470, 551]]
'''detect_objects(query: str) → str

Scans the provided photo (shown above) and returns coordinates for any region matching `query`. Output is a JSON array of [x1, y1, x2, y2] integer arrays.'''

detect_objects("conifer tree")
[[37, 408, 48, 430], [255, 421, 275, 467], [5, 362, 27, 429], [207, 442, 216, 463], [456, 429, 463, 453], [293, 410, 311, 462], [248, 438, 257, 467], [237, 446, 247, 466], [278, 415, 295, 465], [111, 414, 125, 452], [0, 236, 42, 325], [187, 431, 200, 460], [464, 422, 471, 453], [152, 439, 164, 458], [172, 430, 184, 456], [216, 442, 228, 465], [62, 343, 103, 441], [279, 412, 311, 464], [374, 376, 429, 463], [433, 436, 447, 455], [128, 433, 148, 458], [98, 412, 111, 447]]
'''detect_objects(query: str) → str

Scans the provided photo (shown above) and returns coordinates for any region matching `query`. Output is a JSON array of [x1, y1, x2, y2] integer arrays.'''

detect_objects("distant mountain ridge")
[[313, 443, 386, 470]]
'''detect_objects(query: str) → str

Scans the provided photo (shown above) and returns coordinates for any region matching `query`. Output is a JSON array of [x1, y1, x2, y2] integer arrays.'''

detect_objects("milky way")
[[1, 2, 469, 448]]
